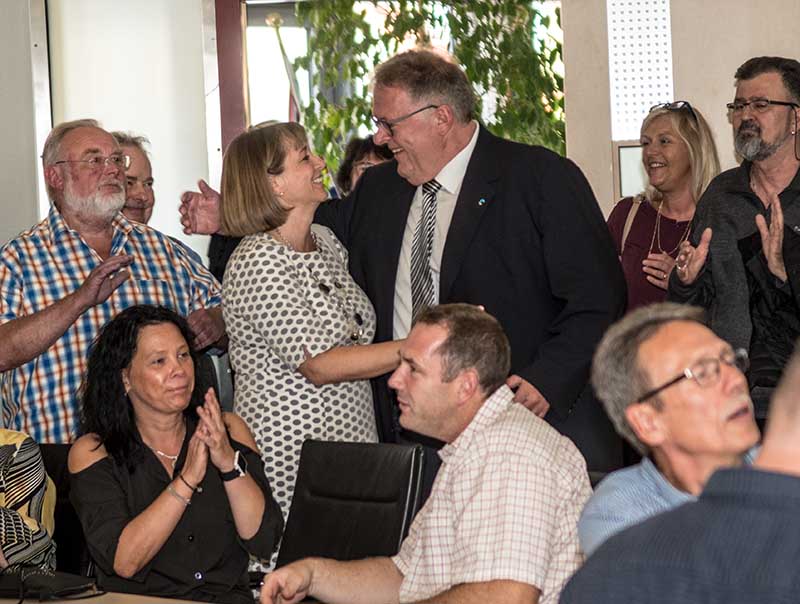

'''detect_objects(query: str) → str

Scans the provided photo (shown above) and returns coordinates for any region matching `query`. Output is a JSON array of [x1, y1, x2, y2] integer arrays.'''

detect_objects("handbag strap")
[[620, 195, 645, 255]]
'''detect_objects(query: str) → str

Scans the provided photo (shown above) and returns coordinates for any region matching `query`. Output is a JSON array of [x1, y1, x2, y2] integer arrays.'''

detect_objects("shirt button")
[[187, 534, 194, 542], [194, 571, 203, 581]]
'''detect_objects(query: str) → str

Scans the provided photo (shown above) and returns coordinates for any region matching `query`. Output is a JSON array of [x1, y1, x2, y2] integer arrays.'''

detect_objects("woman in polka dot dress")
[[218, 123, 402, 547]]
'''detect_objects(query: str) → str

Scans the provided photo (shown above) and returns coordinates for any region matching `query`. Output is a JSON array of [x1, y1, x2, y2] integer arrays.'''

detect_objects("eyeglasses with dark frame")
[[371, 104, 440, 137], [726, 98, 800, 115], [636, 348, 749, 402], [52, 154, 131, 171], [649, 101, 698, 123]]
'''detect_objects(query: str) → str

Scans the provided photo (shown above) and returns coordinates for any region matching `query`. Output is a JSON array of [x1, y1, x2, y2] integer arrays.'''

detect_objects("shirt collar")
[[730, 161, 800, 196], [46, 205, 71, 245], [431, 121, 480, 196], [46, 205, 136, 248], [439, 384, 514, 464], [641, 456, 696, 505]]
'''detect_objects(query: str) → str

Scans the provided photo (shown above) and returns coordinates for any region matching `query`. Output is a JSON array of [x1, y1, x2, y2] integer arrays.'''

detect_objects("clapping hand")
[[75, 255, 133, 309], [675, 227, 712, 285], [195, 388, 237, 473], [755, 193, 787, 282], [182, 431, 209, 490]]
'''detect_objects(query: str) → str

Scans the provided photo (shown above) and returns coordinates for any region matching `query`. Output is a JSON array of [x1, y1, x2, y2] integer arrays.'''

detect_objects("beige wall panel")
[[671, 0, 800, 171], [562, 0, 615, 215]]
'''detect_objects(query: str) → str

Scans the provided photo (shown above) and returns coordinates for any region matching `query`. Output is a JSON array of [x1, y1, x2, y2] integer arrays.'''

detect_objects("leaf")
[[291, 0, 566, 167]]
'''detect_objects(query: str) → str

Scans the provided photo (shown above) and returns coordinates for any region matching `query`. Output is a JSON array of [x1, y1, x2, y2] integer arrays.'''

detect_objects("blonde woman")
[[607, 101, 720, 311]]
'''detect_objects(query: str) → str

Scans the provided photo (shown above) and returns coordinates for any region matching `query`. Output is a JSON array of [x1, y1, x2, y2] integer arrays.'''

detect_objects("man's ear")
[[433, 104, 456, 134], [625, 402, 666, 449], [454, 368, 480, 406], [44, 164, 64, 195]]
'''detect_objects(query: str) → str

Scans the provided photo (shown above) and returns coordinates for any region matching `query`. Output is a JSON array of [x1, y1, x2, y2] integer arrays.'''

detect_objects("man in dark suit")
[[180, 50, 625, 473], [316, 50, 626, 473]]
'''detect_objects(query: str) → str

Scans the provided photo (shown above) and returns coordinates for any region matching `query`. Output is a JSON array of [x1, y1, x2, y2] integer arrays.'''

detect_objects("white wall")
[[563, 0, 800, 216], [47, 0, 213, 256], [0, 1, 41, 244]]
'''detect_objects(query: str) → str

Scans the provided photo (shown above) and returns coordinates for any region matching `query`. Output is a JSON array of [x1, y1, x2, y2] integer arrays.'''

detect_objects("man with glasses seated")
[[0, 119, 224, 444], [563, 333, 800, 604], [669, 56, 800, 427], [578, 303, 759, 556]]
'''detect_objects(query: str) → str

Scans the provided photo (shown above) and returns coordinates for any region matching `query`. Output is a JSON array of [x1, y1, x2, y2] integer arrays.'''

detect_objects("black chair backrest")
[[275, 440, 424, 568], [39, 444, 92, 576]]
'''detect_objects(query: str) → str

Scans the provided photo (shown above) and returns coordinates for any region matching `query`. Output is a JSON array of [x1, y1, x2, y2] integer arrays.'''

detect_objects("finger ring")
[[662, 272, 666, 279]]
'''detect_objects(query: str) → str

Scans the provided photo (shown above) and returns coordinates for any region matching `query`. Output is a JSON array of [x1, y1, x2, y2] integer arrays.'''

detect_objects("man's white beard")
[[64, 180, 125, 222]]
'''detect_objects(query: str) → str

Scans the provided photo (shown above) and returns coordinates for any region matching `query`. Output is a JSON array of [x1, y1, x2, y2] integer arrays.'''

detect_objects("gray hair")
[[591, 303, 706, 455], [373, 49, 475, 123], [112, 131, 151, 158], [41, 118, 102, 200]]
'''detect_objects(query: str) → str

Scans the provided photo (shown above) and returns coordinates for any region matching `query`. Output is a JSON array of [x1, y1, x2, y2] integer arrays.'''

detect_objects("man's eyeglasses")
[[371, 104, 440, 137], [649, 101, 698, 122], [52, 154, 131, 171], [637, 348, 749, 402], [726, 98, 799, 115]]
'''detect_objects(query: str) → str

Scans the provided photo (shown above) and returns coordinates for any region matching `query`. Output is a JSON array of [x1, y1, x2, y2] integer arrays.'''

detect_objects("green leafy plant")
[[294, 1, 564, 174]]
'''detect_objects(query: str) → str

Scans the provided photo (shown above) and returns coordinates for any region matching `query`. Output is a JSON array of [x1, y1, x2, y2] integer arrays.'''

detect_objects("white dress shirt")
[[393, 122, 480, 339]]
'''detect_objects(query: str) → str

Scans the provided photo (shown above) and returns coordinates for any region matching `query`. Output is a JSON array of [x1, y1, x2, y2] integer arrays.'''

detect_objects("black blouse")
[[70, 415, 283, 604]]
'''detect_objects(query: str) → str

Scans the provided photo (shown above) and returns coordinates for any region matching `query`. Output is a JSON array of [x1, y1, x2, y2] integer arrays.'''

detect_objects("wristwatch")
[[220, 450, 248, 481]]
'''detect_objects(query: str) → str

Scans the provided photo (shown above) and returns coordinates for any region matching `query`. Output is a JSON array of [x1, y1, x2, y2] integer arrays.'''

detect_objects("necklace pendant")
[[318, 282, 330, 295]]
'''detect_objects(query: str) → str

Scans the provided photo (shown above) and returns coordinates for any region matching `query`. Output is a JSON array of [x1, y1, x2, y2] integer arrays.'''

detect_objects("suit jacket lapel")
[[440, 126, 499, 302]]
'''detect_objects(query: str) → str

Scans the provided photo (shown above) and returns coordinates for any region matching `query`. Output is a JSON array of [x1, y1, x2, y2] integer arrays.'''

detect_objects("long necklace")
[[272, 228, 366, 343], [649, 199, 692, 256]]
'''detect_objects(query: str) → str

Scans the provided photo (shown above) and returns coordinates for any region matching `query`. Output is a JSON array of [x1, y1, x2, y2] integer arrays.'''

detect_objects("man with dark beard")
[[669, 57, 800, 426], [0, 119, 224, 443]]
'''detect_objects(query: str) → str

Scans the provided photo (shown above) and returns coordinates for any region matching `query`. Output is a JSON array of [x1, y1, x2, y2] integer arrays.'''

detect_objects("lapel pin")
[[477, 198, 487, 206], [793, 225, 800, 234]]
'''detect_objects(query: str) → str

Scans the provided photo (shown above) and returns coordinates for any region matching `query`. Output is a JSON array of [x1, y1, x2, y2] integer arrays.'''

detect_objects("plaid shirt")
[[0, 208, 221, 443], [393, 386, 591, 604]]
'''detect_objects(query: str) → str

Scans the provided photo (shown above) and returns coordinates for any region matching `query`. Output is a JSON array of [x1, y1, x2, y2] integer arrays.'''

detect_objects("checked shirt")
[[0, 208, 221, 443]]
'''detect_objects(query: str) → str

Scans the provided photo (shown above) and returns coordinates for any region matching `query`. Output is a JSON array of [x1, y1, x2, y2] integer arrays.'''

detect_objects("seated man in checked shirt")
[[0, 119, 224, 444], [261, 304, 591, 604]]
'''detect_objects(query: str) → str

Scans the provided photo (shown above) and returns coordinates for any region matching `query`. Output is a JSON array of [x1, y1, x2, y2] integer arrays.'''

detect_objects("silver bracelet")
[[166, 484, 191, 506]]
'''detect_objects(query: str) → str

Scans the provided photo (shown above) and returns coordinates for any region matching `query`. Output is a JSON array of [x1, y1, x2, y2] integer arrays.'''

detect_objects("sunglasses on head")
[[649, 101, 698, 123]]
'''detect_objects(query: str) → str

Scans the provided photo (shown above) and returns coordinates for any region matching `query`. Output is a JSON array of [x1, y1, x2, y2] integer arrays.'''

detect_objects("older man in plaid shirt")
[[261, 304, 590, 604], [0, 119, 224, 443]]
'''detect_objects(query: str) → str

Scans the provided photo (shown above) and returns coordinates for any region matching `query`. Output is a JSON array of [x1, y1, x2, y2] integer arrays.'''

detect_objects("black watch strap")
[[220, 450, 248, 481]]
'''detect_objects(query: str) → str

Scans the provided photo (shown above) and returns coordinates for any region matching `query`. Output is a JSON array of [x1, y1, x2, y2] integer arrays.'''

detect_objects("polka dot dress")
[[222, 224, 379, 531]]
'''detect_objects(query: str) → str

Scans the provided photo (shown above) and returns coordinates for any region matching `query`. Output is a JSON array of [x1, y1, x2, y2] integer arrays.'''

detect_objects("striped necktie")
[[410, 179, 442, 321]]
